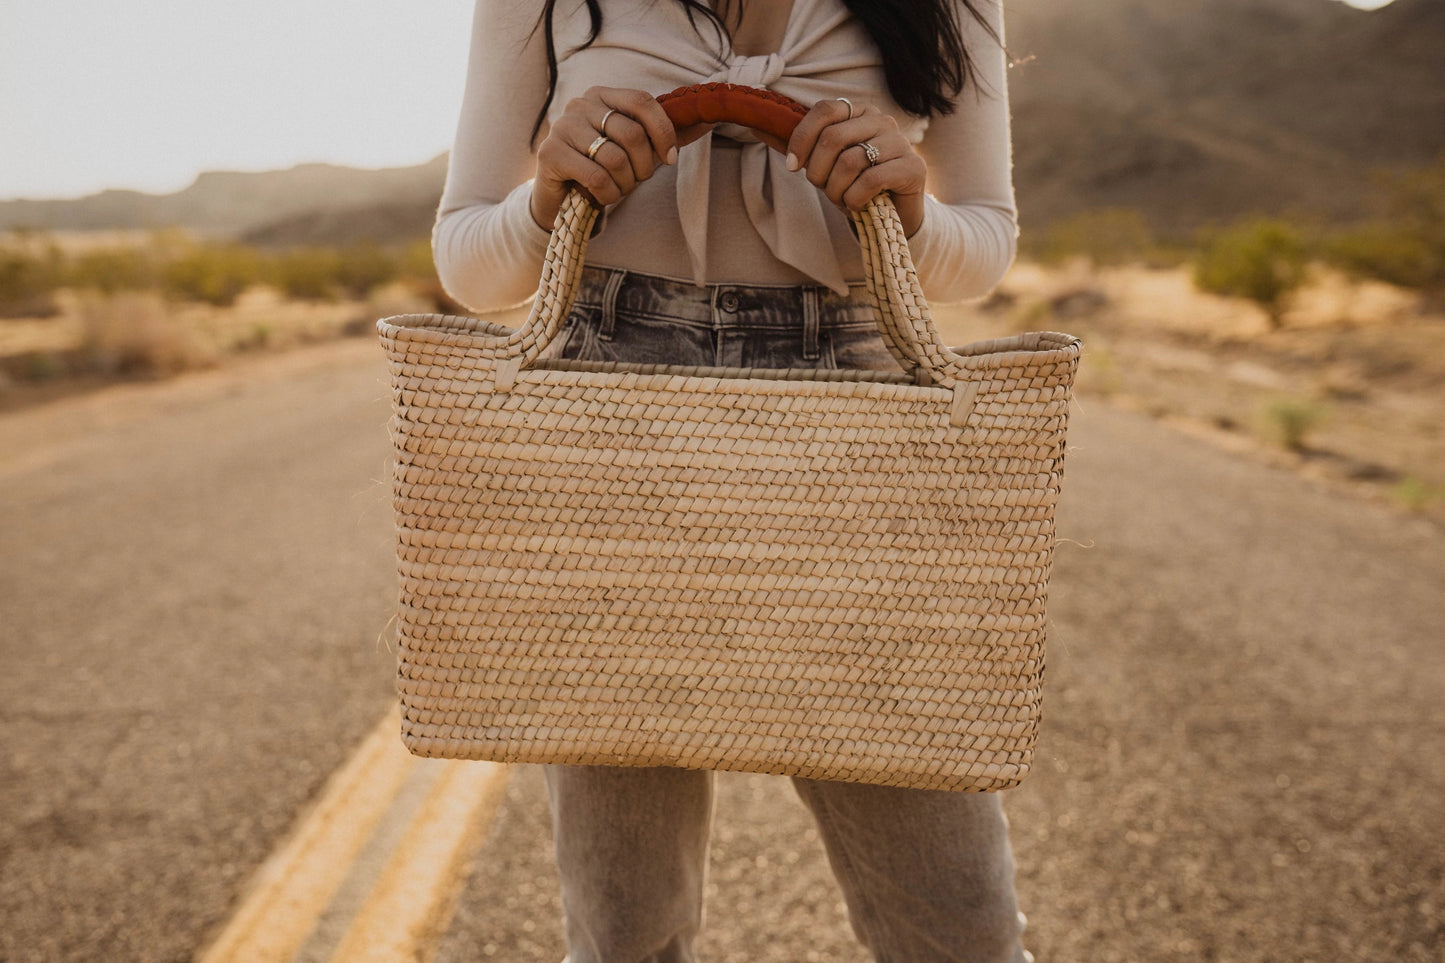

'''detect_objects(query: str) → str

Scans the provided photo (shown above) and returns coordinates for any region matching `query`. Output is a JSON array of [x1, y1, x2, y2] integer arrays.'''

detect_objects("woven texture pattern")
[[379, 189, 1079, 791]]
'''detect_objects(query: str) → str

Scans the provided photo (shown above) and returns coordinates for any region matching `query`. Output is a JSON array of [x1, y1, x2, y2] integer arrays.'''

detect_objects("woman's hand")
[[530, 86, 715, 230], [784, 99, 928, 237]]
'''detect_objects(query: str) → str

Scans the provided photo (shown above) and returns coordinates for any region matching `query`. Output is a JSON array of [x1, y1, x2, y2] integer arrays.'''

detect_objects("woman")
[[434, 2, 1029, 960]]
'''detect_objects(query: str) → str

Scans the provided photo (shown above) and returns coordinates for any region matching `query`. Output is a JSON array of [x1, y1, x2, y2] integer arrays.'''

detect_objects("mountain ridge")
[[0, 156, 449, 237], [2, 0, 1440, 243], [1004, 0, 1445, 230]]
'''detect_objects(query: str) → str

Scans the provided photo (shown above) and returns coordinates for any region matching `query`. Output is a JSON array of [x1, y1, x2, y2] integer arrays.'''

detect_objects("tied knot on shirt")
[[722, 52, 786, 89], [679, 51, 857, 293]]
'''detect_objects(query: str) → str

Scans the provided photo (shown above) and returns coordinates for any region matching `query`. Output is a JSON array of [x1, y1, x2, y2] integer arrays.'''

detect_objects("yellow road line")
[[197, 705, 513, 963], [327, 759, 511, 963], [196, 706, 416, 963]]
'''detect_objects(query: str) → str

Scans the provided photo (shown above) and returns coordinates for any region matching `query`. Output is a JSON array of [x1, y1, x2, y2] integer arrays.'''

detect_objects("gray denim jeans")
[[544, 267, 1032, 963]]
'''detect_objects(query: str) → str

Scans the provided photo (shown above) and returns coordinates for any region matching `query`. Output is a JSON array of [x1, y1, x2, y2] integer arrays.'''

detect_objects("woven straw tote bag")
[[378, 84, 1080, 792]]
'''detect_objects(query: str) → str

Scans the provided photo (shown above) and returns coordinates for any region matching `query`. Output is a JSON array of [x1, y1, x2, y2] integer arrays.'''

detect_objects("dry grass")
[[6, 254, 1443, 525], [76, 291, 217, 376], [0, 281, 438, 404], [932, 260, 1445, 523]]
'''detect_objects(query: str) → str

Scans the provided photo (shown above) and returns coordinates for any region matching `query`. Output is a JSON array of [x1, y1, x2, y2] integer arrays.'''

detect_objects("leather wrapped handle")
[[656, 83, 808, 149]]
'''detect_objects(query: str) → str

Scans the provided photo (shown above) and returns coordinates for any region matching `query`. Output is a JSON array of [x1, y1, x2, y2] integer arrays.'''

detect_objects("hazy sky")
[[0, 0, 1397, 201], [1, 0, 475, 200]]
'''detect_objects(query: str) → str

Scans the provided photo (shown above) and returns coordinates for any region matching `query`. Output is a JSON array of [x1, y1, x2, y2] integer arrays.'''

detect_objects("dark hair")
[[529, 0, 999, 146]]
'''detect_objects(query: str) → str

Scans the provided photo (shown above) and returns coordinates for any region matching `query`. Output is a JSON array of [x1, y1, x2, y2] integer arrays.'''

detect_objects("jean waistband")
[[571, 265, 879, 331]]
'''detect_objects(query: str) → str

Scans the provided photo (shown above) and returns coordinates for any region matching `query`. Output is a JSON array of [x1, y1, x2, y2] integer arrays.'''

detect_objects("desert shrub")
[[261, 243, 408, 301], [1193, 219, 1309, 329], [76, 291, 215, 375], [0, 243, 64, 317], [1327, 155, 1445, 292], [1326, 224, 1435, 290], [269, 247, 346, 301], [332, 242, 399, 299], [1391, 476, 1444, 514], [66, 246, 158, 294], [1027, 208, 1159, 268], [235, 322, 275, 351], [1263, 396, 1326, 452], [162, 244, 262, 306], [1389, 154, 1445, 249], [265, 244, 406, 301], [398, 239, 440, 283], [23, 351, 64, 380]]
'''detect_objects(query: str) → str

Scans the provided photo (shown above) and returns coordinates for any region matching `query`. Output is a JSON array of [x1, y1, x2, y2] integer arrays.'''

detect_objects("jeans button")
[[719, 291, 740, 313]]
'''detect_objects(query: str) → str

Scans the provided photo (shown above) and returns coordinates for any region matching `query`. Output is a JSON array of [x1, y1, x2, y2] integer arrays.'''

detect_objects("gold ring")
[[836, 97, 854, 120], [586, 134, 610, 161], [599, 107, 618, 133], [859, 141, 880, 166]]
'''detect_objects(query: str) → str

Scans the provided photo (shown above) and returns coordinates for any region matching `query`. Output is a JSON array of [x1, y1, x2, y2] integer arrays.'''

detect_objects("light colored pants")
[[546, 268, 1033, 963], [545, 766, 1031, 963]]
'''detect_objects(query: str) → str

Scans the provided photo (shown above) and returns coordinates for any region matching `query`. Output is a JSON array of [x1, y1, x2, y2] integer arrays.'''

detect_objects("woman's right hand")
[[530, 87, 711, 230]]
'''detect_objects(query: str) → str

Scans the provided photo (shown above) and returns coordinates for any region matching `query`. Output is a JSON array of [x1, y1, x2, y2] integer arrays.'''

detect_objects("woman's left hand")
[[783, 98, 928, 237]]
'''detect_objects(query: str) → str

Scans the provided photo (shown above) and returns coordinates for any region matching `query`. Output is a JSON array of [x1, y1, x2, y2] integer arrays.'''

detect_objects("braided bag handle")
[[506, 83, 962, 388]]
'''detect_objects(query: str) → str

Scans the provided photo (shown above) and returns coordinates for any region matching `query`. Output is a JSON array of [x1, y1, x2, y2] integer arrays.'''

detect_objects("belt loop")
[[802, 287, 821, 361], [598, 269, 626, 341]]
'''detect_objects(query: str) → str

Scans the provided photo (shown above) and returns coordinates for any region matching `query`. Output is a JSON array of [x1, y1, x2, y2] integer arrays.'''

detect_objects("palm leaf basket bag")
[[378, 84, 1080, 792]]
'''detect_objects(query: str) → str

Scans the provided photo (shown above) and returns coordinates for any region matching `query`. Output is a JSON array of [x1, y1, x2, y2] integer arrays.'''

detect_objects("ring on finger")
[[599, 107, 618, 135], [586, 134, 610, 161], [836, 97, 853, 120], [857, 141, 881, 166]]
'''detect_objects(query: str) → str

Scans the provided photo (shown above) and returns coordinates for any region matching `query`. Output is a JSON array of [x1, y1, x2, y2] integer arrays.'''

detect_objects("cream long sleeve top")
[[434, 0, 1017, 312]]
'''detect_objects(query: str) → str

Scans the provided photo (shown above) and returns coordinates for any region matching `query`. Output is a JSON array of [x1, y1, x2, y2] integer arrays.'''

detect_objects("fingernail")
[[666, 147, 678, 165], [785, 152, 799, 172]]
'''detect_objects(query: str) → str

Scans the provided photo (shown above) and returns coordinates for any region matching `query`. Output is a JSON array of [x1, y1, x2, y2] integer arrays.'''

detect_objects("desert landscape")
[[2, 0, 1442, 960]]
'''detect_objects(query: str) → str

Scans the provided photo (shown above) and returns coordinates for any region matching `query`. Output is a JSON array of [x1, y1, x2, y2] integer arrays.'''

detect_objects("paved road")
[[1, 341, 1441, 962], [0, 344, 399, 962]]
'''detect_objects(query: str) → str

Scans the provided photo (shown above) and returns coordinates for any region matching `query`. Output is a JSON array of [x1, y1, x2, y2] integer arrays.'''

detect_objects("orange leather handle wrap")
[[657, 83, 808, 149]]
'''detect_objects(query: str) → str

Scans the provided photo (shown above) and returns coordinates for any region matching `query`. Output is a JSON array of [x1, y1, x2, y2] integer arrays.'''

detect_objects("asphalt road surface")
[[1, 340, 1441, 962]]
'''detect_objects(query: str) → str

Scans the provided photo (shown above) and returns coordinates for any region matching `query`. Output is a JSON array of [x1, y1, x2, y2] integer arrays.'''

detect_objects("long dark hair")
[[529, 0, 999, 146]]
